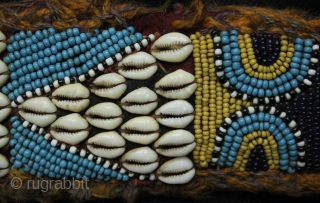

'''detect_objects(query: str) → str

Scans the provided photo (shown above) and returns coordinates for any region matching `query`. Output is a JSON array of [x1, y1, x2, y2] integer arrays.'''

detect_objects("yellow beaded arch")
[[239, 34, 295, 80], [234, 131, 280, 172]]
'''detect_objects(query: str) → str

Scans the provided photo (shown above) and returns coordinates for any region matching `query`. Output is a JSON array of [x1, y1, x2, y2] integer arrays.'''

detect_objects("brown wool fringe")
[[1, 0, 320, 202]]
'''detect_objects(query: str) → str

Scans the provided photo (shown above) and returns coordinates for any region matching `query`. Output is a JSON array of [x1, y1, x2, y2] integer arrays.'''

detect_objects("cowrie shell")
[[51, 83, 90, 112], [154, 100, 194, 128], [150, 32, 193, 63], [0, 124, 9, 149], [87, 131, 126, 159], [156, 156, 195, 184], [0, 92, 11, 122], [18, 97, 57, 127], [121, 147, 159, 174], [50, 113, 89, 145], [118, 52, 158, 80], [0, 31, 6, 54], [154, 69, 197, 99], [0, 60, 9, 88], [154, 130, 195, 157], [120, 116, 160, 145], [85, 103, 123, 130], [120, 87, 158, 115], [0, 153, 9, 178], [90, 73, 127, 99]]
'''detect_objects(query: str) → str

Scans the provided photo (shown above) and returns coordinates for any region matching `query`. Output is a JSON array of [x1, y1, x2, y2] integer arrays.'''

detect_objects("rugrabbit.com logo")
[[10, 177, 89, 192]]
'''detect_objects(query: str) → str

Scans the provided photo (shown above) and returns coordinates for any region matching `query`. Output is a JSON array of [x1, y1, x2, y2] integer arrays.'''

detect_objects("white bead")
[[236, 111, 242, 117], [285, 93, 291, 100], [96, 157, 101, 164], [139, 175, 145, 180], [225, 117, 232, 124], [35, 88, 42, 96], [103, 160, 110, 168], [23, 121, 29, 127], [80, 149, 86, 157], [51, 139, 58, 147], [259, 105, 264, 111], [44, 133, 51, 140], [295, 87, 301, 94], [279, 112, 286, 118], [213, 36, 221, 43], [115, 53, 122, 61], [112, 163, 118, 170], [106, 58, 114, 66], [297, 141, 305, 147], [53, 80, 59, 88], [297, 161, 305, 167], [219, 127, 226, 133], [212, 157, 219, 162], [128, 172, 134, 177], [288, 120, 296, 128], [141, 39, 148, 47], [125, 46, 132, 54], [26, 91, 33, 98], [64, 77, 71, 84], [69, 146, 77, 154], [298, 151, 305, 157], [38, 128, 44, 134], [215, 60, 222, 66], [253, 98, 258, 104], [311, 57, 318, 63], [216, 135, 222, 142], [312, 44, 319, 51], [214, 49, 222, 55], [223, 81, 230, 88], [88, 154, 94, 160], [269, 107, 276, 114], [275, 96, 280, 103], [119, 168, 126, 174], [11, 101, 18, 108], [17, 96, 24, 103], [88, 69, 95, 77], [230, 91, 237, 97], [60, 143, 66, 150], [31, 124, 37, 131], [216, 71, 224, 77], [294, 130, 301, 137], [98, 64, 104, 71], [308, 69, 316, 76], [248, 106, 255, 114], [148, 34, 155, 41], [264, 97, 269, 104], [214, 145, 221, 151], [44, 85, 51, 93], [149, 173, 155, 180], [303, 79, 312, 86], [134, 43, 141, 51], [242, 94, 247, 101], [79, 75, 86, 82]]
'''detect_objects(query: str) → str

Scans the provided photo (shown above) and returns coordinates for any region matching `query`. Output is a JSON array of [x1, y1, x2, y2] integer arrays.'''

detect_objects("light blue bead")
[[104, 169, 111, 176], [135, 32, 142, 41], [113, 44, 120, 52], [232, 55, 241, 62], [124, 36, 132, 45], [304, 46, 312, 53], [221, 36, 230, 44], [235, 82, 243, 89], [224, 135, 232, 143], [232, 62, 241, 70], [303, 53, 311, 59], [295, 37, 303, 44], [37, 42, 45, 50]]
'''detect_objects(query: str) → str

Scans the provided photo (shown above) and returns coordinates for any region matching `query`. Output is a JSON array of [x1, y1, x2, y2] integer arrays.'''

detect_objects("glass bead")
[[68, 37, 76, 46], [126, 26, 135, 34]]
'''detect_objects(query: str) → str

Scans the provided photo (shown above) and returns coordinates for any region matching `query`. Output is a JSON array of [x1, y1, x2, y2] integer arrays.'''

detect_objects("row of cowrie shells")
[[0, 31, 9, 88]]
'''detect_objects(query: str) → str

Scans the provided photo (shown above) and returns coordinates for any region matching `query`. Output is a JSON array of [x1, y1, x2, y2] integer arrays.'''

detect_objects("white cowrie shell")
[[154, 100, 194, 128], [85, 102, 123, 130], [0, 153, 9, 178], [154, 69, 197, 99], [120, 87, 158, 115], [90, 73, 127, 99], [18, 97, 57, 127], [0, 60, 9, 88], [120, 116, 160, 145], [121, 147, 159, 174], [87, 131, 126, 159], [50, 113, 89, 145], [118, 52, 158, 80], [51, 83, 90, 112], [150, 32, 193, 63], [156, 156, 195, 184], [0, 124, 9, 149], [0, 31, 6, 54], [0, 92, 11, 122], [154, 129, 195, 157]]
